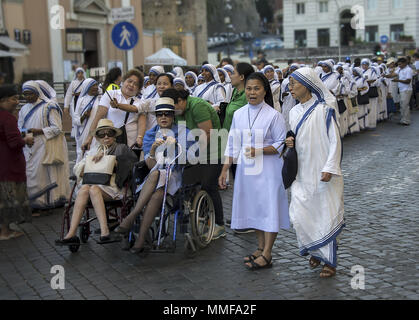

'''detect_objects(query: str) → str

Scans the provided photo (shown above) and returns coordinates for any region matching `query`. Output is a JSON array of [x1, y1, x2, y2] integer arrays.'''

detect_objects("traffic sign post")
[[380, 35, 389, 44], [112, 22, 139, 72], [380, 35, 389, 56], [111, 22, 139, 51], [111, 7, 135, 22]]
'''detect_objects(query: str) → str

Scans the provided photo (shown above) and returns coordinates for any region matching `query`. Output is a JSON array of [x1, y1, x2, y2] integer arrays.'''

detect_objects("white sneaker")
[[212, 225, 226, 240]]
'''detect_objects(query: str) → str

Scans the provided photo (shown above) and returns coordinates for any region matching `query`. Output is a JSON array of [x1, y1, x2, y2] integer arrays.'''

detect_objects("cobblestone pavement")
[[1, 111, 419, 300]]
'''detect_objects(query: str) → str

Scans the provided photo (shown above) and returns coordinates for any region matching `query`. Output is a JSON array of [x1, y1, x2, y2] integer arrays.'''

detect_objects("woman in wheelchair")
[[56, 119, 137, 246], [115, 97, 190, 253]]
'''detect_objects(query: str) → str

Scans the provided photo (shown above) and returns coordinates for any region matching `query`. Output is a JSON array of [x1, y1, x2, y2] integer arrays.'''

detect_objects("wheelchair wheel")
[[79, 223, 90, 244], [190, 190, 215, 248], [69, 237, 81, 253]]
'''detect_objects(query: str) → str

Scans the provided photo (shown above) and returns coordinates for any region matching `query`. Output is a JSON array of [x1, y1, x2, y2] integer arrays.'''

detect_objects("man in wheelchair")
[[115, 98, 192, 253]]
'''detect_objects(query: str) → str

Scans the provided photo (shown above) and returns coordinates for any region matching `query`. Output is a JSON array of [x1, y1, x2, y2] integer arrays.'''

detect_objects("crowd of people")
[[1, 52, 417, 278]]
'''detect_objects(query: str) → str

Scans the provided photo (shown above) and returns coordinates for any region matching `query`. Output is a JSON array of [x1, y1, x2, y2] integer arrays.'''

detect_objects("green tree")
[[255, 0, 273, 23]]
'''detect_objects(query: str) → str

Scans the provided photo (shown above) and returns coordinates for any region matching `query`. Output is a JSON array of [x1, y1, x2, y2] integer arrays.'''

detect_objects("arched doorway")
[[340, 9, 356, 46]]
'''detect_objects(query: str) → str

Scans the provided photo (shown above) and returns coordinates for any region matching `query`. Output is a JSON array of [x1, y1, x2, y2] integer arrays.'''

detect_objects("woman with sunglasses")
[[56, 119, 137, 245], [115, 98, 192, 254], [141, 73, 175, 133]]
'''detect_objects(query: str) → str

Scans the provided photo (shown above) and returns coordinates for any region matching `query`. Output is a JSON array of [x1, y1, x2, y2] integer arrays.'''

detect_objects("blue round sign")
[[253, 39, 262, 47], [112, 22, 139, 50], [380, 35, 389, 44]]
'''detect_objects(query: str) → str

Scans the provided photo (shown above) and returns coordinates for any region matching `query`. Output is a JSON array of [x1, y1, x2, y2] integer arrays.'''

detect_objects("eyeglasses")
[[156, 111, 174, 118], [96, 130, 117, 138]]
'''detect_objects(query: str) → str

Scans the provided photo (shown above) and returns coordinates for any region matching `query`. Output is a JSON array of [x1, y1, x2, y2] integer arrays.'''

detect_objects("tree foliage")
[[255, 0, 274, 23]]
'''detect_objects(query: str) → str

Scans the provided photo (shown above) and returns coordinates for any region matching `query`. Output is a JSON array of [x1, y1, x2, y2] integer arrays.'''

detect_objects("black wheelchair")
[[124, 143, 216, 256]]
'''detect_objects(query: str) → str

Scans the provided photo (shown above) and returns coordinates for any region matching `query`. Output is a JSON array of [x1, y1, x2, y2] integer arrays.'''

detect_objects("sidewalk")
[[1, 112, 419, 300]]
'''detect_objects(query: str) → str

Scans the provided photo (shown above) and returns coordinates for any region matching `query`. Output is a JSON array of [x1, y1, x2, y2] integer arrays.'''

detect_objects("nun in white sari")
[[286, 67, 344, 278], [18, 81, 70, 209], [219, 72, 289, 270], [37, 80, 58, 104], [193, 64, 226, 111], [263, 65, 282, 112], [217, 68, 233, 103], [64, 67, 86, 138], [73, 78, 101, 163], [185, 71, 198, 94]]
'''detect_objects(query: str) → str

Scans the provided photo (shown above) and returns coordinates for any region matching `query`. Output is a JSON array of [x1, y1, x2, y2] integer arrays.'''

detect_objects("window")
[[392, 0, 403, 9], [318, 29, 330, 47], [367, 0, 377, 10], [295, 30, 307, 48], [319, 1, 328, 13], [296, 3, 305, 15], [390, 24, 404, 41], [365, 26, 378, 42]]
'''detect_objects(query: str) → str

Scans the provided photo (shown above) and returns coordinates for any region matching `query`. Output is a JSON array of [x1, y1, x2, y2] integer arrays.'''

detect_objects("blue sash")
[[321, 72, 333, 82], [46, 104, 63, 126], [77, 96, 97, 138], [197, 81, 217, 98], [74, 80, 85, 94], [146, 88, 157, 99], [22, 101, 46, 129], [295, 100, 320, 137], [81, 96, 97, 116]]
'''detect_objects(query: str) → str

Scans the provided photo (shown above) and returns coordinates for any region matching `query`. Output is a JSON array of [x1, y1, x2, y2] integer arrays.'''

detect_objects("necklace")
[[248, 105, 263, 137]]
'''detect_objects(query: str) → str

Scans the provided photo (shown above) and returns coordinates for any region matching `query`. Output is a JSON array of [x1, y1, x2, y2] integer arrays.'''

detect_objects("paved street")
[[1, 111, 419, 301]]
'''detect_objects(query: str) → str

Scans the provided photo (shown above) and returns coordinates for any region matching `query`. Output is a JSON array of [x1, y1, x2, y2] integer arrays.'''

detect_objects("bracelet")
[[137, 135, 144, 139]]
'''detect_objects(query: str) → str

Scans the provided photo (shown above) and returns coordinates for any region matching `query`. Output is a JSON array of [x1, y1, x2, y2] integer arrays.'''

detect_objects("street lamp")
[[334, 0, 342, 61], [224, 0, 233, 58]]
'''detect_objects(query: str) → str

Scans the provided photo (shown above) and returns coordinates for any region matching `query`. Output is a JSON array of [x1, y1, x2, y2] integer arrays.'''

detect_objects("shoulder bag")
[[82, 147, 117, 186], [116, 98, 135, 145], [42, 104, 65, 165]]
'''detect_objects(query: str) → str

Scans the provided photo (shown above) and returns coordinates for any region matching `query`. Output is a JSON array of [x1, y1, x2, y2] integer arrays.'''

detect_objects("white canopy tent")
[[145, 48, 187, 66]]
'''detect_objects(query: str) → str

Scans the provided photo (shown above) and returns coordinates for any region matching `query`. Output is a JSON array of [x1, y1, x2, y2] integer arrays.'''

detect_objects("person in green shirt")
[[161, 88, 227, 240], [223, 63, 255, 131]]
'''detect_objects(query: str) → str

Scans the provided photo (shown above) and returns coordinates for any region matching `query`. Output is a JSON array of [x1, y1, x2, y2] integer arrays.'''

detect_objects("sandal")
[[245, 255, 273, 271], [309, 256, 321, 269], [243, 248, 263, 263], [320, 264, 336, 278]]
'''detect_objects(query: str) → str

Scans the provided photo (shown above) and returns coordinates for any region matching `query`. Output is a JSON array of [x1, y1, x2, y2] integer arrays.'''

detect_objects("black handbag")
[[368, 86, 379, 98], [337, 99, 347, 114], [116, 98, 135, 145], [281, 101, 320, 189], [357, 92, 369, 105], [282, 131, 298, 190]]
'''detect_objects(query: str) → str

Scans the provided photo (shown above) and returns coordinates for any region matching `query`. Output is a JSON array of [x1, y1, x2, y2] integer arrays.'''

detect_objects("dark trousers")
[[183, 163, 224, 226]]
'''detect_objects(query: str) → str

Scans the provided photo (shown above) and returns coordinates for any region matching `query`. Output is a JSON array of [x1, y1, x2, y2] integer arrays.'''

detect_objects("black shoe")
[[97, 234, 121, 245], [233, 228, 255, 234], [55, 236, 80, 246], [114, 226, 130, 235], [130, 247, 145, 254]]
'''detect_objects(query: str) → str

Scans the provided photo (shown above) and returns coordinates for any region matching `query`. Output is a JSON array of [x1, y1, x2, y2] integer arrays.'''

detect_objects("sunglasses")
[[96, 130, 117, 139], [156, 111, 174, 118]]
